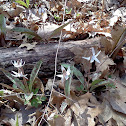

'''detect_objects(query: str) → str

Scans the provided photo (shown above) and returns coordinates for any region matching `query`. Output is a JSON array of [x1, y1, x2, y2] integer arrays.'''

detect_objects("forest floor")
[[0, 0, 126, 125]]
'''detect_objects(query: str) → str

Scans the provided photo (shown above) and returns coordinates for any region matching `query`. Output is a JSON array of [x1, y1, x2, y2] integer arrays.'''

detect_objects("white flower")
[[11, 71, 28, 79], [57, 65, 71, 83], [11, 59, 25, 68], [82, 47, 101, 63]]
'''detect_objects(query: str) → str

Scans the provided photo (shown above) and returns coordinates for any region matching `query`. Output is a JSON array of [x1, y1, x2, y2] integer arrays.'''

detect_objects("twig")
[[0, 93, 49, 98], [37, 0, 68, 125], [54, 90, 76, 103], [50, 103, 61, 114]]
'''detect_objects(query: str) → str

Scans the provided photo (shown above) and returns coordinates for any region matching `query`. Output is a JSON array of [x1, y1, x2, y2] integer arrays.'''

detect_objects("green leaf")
[[60, 63, 75, 96], [50, 20, 73, 38], [0, 14, 6, 34], [73, 67, 84, 85], [0, 90, 4, 96], [61, 63, 70, 68], [91, 79, 104, 87], [0, 68, 25, 91], [54, 115, 59, 119], [26, 0, 29, 8], [24, 100, 29, 105], [41, 96, 47, 101], [24, 92, 33, 101], [16, 115, 19, 126], [31, 98, 39, 108], [29, 60, 42, 92], [11, 27, 42, 40], [106, 83, 116, 88], [76, 84, 84, 91], [54, 14, 61, 21], [15, 0, 28, 8], [65, 8, 72, 14], [90, 80, 110, 92], [64, 65, 73, 97], [32, 88, 39, 94], [64, 78, 71, 96]]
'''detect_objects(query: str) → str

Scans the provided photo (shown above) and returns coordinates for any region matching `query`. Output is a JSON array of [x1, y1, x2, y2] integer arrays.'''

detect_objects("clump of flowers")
[[11, 59, 27, 79], [1, 59, 44, 107]]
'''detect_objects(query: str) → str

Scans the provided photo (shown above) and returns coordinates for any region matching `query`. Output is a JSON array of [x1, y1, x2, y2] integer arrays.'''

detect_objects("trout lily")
[[11, 59, 25, 68], [82, 47, 101, 63], [11, 71, 28, 79], [57, 65, 71, 83]]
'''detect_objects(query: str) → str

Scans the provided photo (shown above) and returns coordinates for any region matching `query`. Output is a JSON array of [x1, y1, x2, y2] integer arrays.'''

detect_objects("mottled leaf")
[[0, 68, 25, 91], [0, 14, 6, 34], [91, 79, 104, 87], [26, 0, 29, 8], [73, 67, 84, 85], [64, 78, 71, 96], [15, 0, 28, 8], [29, 59, 42, 92], [90, 80, 110, 92], [11, 27, 42, 40]]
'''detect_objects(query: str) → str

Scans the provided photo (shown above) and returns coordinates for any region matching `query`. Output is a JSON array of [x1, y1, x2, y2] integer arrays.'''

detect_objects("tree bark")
[[0, 37, 100, 83]]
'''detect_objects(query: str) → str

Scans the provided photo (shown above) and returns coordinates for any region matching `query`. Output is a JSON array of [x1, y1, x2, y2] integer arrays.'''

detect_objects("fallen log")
[[0, 37, 100, 83]]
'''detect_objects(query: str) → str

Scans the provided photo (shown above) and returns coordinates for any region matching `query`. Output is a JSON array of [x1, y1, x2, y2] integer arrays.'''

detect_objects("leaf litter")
[[0, 0, 126, 125]]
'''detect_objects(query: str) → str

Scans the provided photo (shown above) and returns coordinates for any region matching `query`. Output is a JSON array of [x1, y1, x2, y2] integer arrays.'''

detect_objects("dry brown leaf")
[[87, 107, 101, 126], [100, 36, 114, 54], [110, 97, 126, 115], [37, 22, 71, 41], [111, 23, 126, 49], [77, 92, 92, 108], [19, 42, 37, 50], [48, 114, 65, 126], [97, 52, 115, 72], [100, 23, 126, 56], [33, 77, 44, 94], [51, 91, 66, 110], [71, 46, 113, 72], [58, 79, 81, 92], [64, 92, 92, 125], [70, 47, 92, 72], [105, 76, 126, 115], [0, 4, 25, 18], [45, 79, 53, 91], [98, 100, 126, 126], [67, 0, 82, 10], [4, 95, 24, 104]]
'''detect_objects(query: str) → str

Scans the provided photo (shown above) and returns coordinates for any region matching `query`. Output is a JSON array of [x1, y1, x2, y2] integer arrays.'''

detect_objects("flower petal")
[[94, 57, 100, 63], [95, 50, 101, 57], [91, 47, 95, 55], [66, 66, 71, 76], [82, 57, 90, 61], [90, 56, 95, 63], [56, 74, 63, 78], [61, 65, 66, 73]]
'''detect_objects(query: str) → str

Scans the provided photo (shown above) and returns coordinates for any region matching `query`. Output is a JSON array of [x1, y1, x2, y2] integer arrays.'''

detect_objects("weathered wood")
[[0, 37, 100, 83]]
